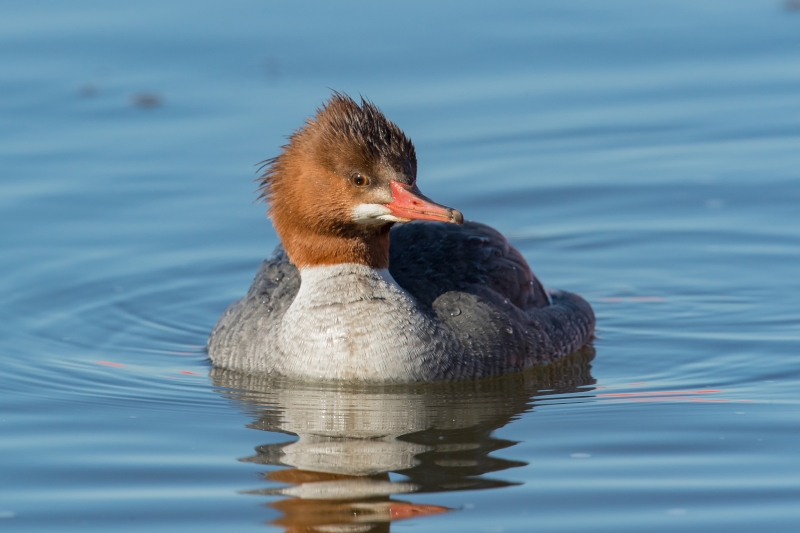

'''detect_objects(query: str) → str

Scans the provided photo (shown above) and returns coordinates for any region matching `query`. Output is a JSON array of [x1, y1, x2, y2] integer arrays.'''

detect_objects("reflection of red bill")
[[97, 361, 124, 367], [389, 502, 451, 520], [599, 389, 722, 398], [597, 388, 751, 403], [600, 296, 666, 303], [270, 493, 452, 528]]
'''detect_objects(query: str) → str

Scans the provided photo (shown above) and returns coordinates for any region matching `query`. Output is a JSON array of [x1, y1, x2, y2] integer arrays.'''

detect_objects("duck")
[[208, 93, 594, 382]]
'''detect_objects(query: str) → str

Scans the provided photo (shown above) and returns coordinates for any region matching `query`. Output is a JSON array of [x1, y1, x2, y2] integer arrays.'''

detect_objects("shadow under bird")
[[208, 93, 594, 381]]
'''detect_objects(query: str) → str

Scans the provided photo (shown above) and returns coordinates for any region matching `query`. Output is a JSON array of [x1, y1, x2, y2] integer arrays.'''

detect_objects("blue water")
[[2, 0, 800, 531]]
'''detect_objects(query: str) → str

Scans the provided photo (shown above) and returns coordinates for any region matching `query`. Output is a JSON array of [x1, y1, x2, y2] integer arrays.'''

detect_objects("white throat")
[[275, 263, 440, 381]]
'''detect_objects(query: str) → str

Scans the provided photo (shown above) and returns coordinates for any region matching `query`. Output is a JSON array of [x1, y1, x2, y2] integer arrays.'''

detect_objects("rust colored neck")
[[278, 224, 391, 270], [261, 103, 401, 270]]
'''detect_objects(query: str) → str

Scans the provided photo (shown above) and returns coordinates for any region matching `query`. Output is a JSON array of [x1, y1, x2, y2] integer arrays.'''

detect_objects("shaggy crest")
[[257, 93, 417, 204]]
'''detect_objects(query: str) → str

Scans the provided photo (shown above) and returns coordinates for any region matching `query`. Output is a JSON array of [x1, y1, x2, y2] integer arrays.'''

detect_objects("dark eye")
[[349, 173, 370, 188]]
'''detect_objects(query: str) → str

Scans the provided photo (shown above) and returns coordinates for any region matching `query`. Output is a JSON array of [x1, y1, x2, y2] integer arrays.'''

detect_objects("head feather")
[[257, 92, 416, 204]]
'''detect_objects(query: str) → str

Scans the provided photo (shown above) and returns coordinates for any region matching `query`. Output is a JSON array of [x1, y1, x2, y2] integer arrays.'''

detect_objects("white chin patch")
[[352, 204, 408, 224]]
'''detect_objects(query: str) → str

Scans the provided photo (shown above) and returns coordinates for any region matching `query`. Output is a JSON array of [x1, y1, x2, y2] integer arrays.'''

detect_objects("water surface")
[[2, 1, 800, 531]]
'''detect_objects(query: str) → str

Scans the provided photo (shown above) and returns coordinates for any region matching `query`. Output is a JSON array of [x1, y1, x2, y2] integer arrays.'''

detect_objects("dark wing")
[[389, 221, 550, 309], [390, 221, 595, 376]]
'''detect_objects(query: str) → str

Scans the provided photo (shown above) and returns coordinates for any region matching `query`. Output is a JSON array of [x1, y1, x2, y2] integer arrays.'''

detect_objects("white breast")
[[274, 264, 450, 381]]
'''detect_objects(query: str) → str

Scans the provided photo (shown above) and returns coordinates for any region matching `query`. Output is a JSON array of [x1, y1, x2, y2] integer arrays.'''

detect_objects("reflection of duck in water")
[[208, 93, 595, 381], [211, 347, 595, 531]]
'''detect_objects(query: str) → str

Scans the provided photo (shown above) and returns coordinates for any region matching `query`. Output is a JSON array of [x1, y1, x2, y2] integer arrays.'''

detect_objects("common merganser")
[[208, 93, 594, 381]]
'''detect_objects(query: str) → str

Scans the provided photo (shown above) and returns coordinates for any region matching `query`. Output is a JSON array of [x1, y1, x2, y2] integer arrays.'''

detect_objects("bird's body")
[[208, 94, 594, 382]]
